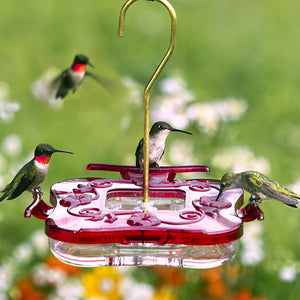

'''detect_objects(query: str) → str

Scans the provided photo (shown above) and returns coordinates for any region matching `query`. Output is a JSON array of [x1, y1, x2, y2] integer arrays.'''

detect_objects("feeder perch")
[[24, 0, 264, 269]]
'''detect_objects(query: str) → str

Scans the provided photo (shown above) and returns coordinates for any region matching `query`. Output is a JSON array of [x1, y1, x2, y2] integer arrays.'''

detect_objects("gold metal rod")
[[118, 0, 177, 204]]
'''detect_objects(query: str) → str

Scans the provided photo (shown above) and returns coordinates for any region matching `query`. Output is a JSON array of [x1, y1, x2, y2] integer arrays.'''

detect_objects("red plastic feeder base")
[[25, 164, 255, 269]]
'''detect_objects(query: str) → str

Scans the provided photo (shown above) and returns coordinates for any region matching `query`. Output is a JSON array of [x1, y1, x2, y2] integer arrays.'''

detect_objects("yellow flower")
[[81, 267, 122, 300], [154, 287, 178, 300]]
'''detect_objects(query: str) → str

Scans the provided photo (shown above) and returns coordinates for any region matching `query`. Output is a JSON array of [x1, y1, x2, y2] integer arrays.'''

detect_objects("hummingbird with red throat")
[[0, 143, 73, 202], [53, 54, 103, 99]]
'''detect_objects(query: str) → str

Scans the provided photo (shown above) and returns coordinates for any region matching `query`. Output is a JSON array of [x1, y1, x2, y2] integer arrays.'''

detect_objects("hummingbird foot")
[[32, 186, 43, 198], [152, 162, 160, 171], [249, 195, 262, 205]]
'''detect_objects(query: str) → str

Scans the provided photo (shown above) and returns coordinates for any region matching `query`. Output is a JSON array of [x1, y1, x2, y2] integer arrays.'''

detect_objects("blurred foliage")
[[0, 0, 300, 299]]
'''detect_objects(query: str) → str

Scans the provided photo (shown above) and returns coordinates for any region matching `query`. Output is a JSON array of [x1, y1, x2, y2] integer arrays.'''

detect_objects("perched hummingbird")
[[53, 54, 102, 99], [0, 144, 73, 202], [216, 170, 300, 208], [135, 121, 192, 170]]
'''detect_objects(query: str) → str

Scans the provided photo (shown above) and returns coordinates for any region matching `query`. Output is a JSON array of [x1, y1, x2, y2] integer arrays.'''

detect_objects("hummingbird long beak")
[[53, 149, 74, 155], [215, 191, 222, 201], [171, 128, 192, 135], [215, 184, 225, 201], [88, 62, 94, 68]]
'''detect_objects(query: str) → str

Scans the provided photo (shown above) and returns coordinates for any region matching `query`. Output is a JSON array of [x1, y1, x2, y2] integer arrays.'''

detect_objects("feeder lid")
[[29, 164, 244, 246]]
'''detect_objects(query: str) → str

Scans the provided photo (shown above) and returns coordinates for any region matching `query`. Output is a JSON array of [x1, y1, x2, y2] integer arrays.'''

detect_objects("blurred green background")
[[0, 0, 300, 299]]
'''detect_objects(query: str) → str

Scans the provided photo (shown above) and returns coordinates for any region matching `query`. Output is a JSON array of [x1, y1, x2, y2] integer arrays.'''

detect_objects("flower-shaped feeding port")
[[23, 163, 262, 269]]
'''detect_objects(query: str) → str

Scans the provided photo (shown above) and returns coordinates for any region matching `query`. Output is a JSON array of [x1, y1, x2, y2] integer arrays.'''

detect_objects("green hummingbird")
[[216, 170, 300, 208], [0, 144, 73, 202], [53, 54, 104, 99], [135, 121, 192, 170]]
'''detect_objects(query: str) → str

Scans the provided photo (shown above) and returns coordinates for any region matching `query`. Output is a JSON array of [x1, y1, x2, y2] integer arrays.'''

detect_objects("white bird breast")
[[68, 69, 85, 85], [33, 160, 49, 186], [149, 130, 170, 163]]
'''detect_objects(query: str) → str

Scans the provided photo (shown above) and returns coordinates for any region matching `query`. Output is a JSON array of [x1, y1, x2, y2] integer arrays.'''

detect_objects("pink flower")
[[127, 212, 161, 226]]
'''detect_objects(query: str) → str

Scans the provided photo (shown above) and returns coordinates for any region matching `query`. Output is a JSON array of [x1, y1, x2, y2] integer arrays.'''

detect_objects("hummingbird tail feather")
[[135, 157, 140, 168], [0, 194, 7, 202], [55, 89, 68, 99], [283, 196, 300, 208], [285, 203, 298, 208], [0, 185, 8, 201]]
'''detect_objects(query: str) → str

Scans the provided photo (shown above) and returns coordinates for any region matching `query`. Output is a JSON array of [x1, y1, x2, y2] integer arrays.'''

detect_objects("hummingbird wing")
[[51, 69, 68, 87], [85, 71, 111, 86], [246, 172, 299, 207], [135, 138, 144, 168], [85, 71, 124, 96], [159, 149, 165, 162], [0, 161, 36, 201], [52, 69, 74, 99]]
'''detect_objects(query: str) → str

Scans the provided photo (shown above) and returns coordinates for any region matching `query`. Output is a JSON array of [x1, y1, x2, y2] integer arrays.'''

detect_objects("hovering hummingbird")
[[216, 170, 300, 208], [0, 144, 73, 202], [135, 121, 192, 170], [53, 54, 103, 99]]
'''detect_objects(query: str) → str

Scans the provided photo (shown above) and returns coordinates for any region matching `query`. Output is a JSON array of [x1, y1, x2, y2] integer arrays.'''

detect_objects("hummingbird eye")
[[40, 148, 49, 155]]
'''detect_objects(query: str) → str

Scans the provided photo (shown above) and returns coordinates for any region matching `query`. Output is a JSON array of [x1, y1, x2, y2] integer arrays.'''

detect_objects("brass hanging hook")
[[118, 0, 177, 204]]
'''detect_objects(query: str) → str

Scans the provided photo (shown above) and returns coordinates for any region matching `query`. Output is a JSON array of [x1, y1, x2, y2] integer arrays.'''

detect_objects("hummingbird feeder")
[[25, 0, 263, 269]]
